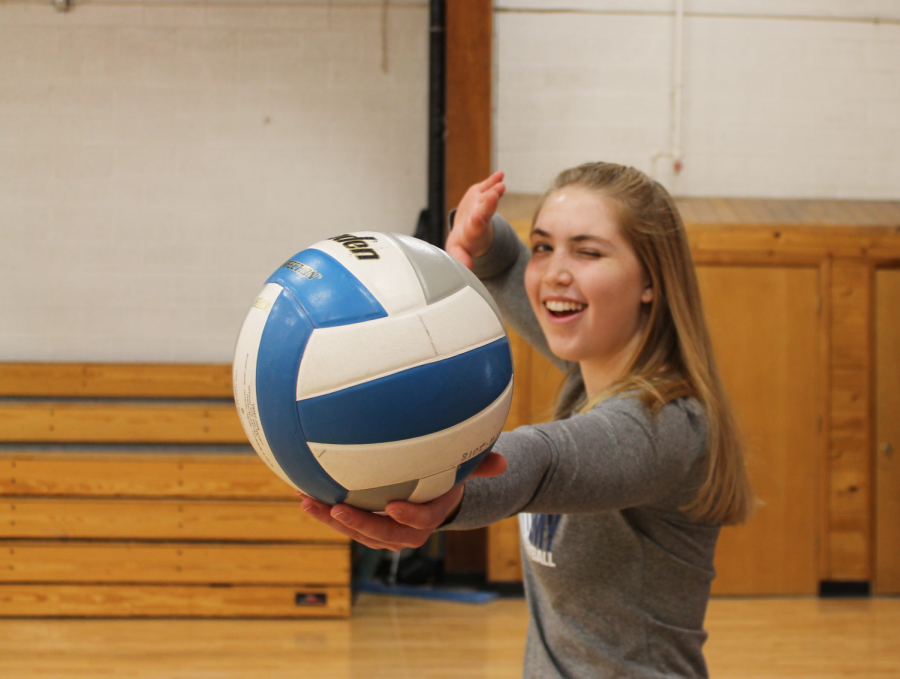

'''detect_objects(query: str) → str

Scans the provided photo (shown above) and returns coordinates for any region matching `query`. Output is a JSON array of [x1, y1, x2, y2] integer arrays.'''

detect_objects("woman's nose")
[[544, 254, 573, 287]]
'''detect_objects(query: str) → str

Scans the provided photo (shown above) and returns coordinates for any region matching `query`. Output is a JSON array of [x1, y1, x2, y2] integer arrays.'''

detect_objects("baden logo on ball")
[[233, 232, 514, 512]]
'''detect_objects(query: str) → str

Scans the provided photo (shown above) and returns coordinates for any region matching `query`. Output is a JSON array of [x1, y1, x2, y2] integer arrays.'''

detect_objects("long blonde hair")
[[535, 162, 753, 526]]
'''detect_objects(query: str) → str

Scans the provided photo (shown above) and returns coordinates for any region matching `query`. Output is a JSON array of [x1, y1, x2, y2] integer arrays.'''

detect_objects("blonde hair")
[[535, 162, 753, 526]]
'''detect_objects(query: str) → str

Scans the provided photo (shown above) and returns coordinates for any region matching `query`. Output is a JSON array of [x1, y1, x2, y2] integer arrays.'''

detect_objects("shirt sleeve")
[[442, 396, 709, 531]]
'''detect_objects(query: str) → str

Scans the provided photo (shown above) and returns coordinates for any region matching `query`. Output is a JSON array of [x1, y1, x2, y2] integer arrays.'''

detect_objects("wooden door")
[[697, 265, 822, 595], [876, 269, 900, 594]]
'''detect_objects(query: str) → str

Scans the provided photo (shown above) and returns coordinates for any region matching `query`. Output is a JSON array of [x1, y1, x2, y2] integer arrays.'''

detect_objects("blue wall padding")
[[297, 338, 513, 445], [266, 248, 387, 329], [256, 289, 349, 505]]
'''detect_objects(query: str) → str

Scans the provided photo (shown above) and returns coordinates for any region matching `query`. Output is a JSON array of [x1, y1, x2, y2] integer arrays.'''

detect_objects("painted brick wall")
[[4, 0, 898, 362], [496, 1, 900, 198], [0, 0, 428, 362]]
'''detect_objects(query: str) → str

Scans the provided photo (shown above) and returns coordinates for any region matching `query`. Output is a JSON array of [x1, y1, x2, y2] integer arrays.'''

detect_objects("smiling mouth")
[[544, 300, 586, 318]]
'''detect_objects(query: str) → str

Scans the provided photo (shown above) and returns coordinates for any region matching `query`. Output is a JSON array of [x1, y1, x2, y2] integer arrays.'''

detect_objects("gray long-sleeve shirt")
[[444, 215, 719, 679]]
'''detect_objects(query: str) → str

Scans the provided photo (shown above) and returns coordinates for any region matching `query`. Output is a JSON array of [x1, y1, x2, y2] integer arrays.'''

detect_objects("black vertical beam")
[[415, 0, 446, 247]]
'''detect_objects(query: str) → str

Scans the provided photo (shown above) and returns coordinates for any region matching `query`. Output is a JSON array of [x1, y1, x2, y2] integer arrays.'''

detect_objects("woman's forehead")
[[532, 186, 623, 240]]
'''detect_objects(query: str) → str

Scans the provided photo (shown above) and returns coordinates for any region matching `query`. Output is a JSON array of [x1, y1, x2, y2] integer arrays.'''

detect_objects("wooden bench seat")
[[0, 364, 351, 618]]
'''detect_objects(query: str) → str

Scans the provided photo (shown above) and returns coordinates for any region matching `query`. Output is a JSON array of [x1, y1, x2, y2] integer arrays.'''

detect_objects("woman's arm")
[[299, 397, 709, 549], [446, 397, 708, 530]]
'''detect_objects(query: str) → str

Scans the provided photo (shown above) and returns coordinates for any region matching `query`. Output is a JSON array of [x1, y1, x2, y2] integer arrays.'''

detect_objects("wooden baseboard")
[[0, 541, 350, 586], [0, 584, 350, 618]]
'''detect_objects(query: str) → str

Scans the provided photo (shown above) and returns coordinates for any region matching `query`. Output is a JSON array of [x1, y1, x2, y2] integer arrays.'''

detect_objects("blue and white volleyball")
[[233, 232, 513, 512]]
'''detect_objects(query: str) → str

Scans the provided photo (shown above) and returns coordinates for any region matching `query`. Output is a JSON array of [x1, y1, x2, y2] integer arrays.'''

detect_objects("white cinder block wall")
[[496, 0, 900, 198], [3, 0, 900, 362], [0, 0, 428, 362]]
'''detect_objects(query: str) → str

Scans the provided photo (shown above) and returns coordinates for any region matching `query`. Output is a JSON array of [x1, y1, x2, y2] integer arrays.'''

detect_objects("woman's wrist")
[[439, 487, 465, 528]]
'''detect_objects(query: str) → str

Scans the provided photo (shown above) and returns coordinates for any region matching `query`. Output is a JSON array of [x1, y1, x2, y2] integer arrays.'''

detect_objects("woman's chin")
[[546, 343, 583, 364]]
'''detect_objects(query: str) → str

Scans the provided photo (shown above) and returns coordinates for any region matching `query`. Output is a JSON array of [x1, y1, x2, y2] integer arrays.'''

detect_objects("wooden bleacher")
[[0, 363, 351, 617]]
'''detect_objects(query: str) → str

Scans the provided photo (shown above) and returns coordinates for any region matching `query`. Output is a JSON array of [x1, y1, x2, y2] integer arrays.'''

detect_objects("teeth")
[[544, 300, 586, 313]]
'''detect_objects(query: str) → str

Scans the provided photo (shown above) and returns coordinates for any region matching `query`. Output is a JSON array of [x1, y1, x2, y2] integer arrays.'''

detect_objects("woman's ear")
[[640, 278, 654, 304]]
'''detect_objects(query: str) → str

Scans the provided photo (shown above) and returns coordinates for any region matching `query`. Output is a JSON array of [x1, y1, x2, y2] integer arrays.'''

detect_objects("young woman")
[[300, 162, 754, 678]]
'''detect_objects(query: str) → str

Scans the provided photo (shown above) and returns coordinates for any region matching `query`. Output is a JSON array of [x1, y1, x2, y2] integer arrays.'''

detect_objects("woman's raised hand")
[[298, 451, 507, 551], [445, 171, 506, 269]]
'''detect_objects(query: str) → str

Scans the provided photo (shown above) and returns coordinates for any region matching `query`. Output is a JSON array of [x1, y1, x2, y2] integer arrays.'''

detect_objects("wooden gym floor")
[[0, 594, 897, 678]]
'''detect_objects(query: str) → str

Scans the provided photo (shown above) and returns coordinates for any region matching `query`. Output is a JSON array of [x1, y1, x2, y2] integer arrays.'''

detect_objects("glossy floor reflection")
[[0, 594, 897, 678]]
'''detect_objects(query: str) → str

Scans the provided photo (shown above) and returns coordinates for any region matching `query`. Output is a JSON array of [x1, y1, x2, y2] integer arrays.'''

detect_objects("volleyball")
[[233, 232, 514, 512]]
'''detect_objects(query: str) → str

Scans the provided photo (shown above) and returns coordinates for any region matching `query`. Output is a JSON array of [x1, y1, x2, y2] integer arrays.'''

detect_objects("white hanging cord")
[[651, 0, 685, 179], [381, 0, 390, 73]]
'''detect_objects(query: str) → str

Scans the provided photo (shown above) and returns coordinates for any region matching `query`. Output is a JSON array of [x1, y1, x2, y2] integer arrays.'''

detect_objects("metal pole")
[[415, 0, 446, 247]]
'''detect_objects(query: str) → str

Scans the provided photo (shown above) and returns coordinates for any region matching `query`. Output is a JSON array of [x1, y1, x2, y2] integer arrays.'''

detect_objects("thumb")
[[470, 451, 507, 479]]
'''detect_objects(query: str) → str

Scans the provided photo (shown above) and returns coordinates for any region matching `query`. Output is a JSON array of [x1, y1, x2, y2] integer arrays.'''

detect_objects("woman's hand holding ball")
[[298, 451, 507, 551]]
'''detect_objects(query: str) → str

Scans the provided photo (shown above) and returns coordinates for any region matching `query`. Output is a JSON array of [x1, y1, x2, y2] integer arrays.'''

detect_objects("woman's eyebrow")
[[571, 234, 614, 247], [530, 228, 615, 248]]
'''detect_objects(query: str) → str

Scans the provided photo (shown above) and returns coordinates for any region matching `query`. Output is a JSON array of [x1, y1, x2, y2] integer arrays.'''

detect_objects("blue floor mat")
[[353, 580, 500, 604]]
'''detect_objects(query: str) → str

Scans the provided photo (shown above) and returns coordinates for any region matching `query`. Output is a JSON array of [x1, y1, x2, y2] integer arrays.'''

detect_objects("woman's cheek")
[[523, 263, 543, 316]]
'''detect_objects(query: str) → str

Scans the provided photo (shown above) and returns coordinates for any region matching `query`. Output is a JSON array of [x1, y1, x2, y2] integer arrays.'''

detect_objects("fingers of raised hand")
[[477, 171, 505, 191]]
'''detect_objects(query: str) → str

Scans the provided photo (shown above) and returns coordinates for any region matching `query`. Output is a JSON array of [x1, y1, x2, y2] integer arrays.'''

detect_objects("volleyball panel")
[[308, 379, 513, 490], [406, 467, 458, 504], [343, 480, 422, 513], [381, 232, 469, 305], [233, 283, 294, 488], [329, 447, 495, 511], [265, 248, 387, 329], [295, 285, 506, 400], [297, 338, 513, 446], [454, 448, 492, 484], [457, 255, 504, 320], [308, 232, 426, 316], [251, 287, 350, 506]]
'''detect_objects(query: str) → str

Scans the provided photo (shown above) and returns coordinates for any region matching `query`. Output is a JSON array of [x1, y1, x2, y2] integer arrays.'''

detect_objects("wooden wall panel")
[[529, 352, 565, 425], [0, 584, 350, 618], [487, 516, 523, 582], [0, 452, 293, 499], [0, 499, 346, 543], [827, 262, 874, 580], [445, 0, 493, 215], [504, 329, 532, 432], [0, 542, 349, 586], [0, 363, 233, 398], [678, 198, 900, 226], [0, 402, 247, 444], [687, 224, 900, 262], [876, 269, 900, 593], [697, 265, 822, 595]]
